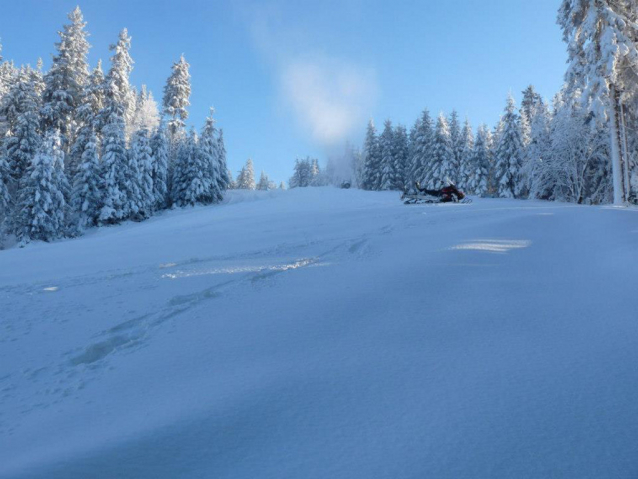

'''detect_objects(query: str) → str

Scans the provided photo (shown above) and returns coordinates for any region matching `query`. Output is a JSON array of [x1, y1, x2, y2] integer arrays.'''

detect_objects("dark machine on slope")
[[401, 181, 472, 205]]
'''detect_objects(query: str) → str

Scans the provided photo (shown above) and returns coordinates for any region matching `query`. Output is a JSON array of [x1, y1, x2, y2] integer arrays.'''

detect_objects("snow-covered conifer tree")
[[448, 110, 462, 182], [150, 124, 169, 210], [393, 124, 409, 191], [467, 124, 491, 196], [128, 128, 154, 218], [132, 85, 160, 134], [408, 109, 434, 188], [0, 153, 12, 241], [379, 119, 395, 190], [362, 119, 380, 190], [71, 128, 101, 229], [199, 108, 221, 203], [162, 55, 191, 154], [13, 130, 68, 244], [40, 7, 90, 145], [257, 171, 271, 191], [236, 158, 256, 190], [493, 95, 524, 198], [279, 181, 286, 190], [214, 129, 229, 192], [68, 61, 105, 177], [524, 100, 553, 199], [558, 0, 638, 204], [3, 73, 41, 184], [428, 113, 454, 188], [171, 130, 207, 206], [458, 118, 474, 190]]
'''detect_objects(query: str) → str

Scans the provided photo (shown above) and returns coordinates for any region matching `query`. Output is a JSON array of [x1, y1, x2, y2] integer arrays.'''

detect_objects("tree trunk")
[[609, 85, 625, 205]]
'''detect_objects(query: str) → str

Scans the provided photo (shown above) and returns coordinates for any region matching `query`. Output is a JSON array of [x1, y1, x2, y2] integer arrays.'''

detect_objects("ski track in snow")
[[1, 189, 638, 479]]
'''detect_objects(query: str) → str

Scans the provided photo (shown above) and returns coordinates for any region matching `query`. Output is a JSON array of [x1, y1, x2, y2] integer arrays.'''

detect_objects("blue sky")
[[0, 0, 566, 183]]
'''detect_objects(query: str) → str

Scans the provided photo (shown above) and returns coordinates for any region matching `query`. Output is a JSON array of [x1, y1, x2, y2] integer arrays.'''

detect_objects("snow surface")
[[1, 188, 638, 478]]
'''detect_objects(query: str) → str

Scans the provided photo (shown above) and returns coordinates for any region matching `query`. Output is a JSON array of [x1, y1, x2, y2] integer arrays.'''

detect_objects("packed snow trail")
[[1, 188, 637, 479]]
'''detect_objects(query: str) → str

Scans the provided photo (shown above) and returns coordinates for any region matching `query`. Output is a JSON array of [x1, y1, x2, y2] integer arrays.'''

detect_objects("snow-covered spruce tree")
[[493, 95, 525, 198], [379, 119, 395, 190], [171, 129, 207, 206], [279, 181, 286, 190], [257, 171, 271, 191], [458, 118, 474, 190], [236, 158, 256, 190], [97, 29, 135, 224], [520, 85, 543, 147], [409, 109, 434, 188], [362, 119, 381, 190], [3, 73, 41, 185], [40, 6, 90, 145], [467, 124, 491, 196], [216, 129, 230, 192], [131, 85, 160, 134], [448, 110, 462, 183], [289, 158, 313, 188], [129, 128, 154, 218], [68, 61, 105, 178], [0, 153, 12, 243], [13, 130, 69, 244], [309, 158, 324, 186], [71, 127, 101, 230], [558, 0, 638, 204], [524, 100, 553, 200], [150, 124, 170, 210], [393, 124, 409, 191], [162, 55, 191, 157], [428, 113, 454, 189], [199, 108, 222, 203]]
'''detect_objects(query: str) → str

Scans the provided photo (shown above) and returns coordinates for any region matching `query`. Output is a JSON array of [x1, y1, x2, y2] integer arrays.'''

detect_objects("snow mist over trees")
[[0, 7, 229, 247]]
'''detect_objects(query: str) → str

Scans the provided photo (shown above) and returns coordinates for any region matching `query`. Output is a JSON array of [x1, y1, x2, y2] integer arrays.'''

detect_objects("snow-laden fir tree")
[[0, 152, 12, 241], [524, 100, 553, 200], [309, 158, 324, 186], [150, 124, 169, 210], [408, 109, 434, 188], [129, 128, 154, 218], [257, 171, 271, 191], [40, 7, 90, 145], [68, 61, 105, 178], [466, 124, 491, 196], [493, 94, 525, 198], [97, 29, 135, 224], [378, 119, 395, 190], [362, 119, 380, 190], [13, 130, 69, 244], [428, 113, 454, 189], [236, 158, 256, 190], [393, 124, 409, 191], [279, 181, 286, 190], [519, 85, 543, 147], [212, 129, 228, 192], [289, 158, 317, 188], [199, 108, 222, 203], [448, 110, 462, 183], [558, 0, 638, 204], [131, 85, 160, 134], [71, 127, 101, 230], [172, 129, 208, 206], [162, 55, 191, 154], [3, 72, 41, 185], [457, 118, 474, 190]]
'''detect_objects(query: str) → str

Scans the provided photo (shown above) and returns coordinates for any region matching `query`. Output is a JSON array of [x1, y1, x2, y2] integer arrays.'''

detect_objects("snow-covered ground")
[[1, 188, 638, 479]]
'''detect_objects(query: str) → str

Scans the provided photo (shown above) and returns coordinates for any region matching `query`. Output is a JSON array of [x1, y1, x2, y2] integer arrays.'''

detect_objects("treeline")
[[233, 158, 284, 191], [355, 87, 614, 204], [0, 7, 230, 247]]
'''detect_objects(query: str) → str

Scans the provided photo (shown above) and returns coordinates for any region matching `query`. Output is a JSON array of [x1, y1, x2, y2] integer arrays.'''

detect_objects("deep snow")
[[1, 188, 638, 478]]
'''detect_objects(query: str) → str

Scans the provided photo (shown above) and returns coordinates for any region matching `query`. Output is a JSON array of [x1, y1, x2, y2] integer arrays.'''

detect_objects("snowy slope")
[[1, 188, 638, 479]]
